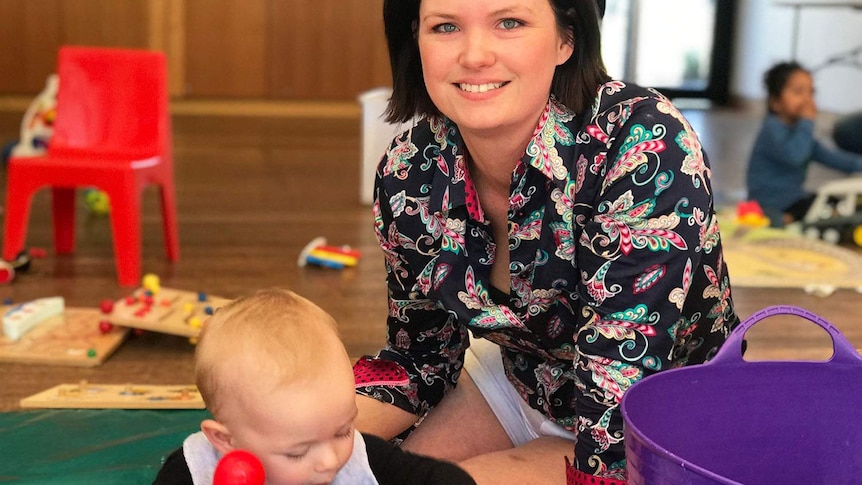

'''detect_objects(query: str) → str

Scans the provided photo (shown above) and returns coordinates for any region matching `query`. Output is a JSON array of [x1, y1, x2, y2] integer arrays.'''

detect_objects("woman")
[[354, 0, 739, 483]]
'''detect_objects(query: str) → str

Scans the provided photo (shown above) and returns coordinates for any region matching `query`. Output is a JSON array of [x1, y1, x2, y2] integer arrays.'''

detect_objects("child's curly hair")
[[764, 61, 808, 112]]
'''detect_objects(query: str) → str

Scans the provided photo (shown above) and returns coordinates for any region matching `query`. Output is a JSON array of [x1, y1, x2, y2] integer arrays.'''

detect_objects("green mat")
[[0, 409, 209, 484]]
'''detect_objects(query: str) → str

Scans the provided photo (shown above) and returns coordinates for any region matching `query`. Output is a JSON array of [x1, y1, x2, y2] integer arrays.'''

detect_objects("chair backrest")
[[49, 46, 168, 159]]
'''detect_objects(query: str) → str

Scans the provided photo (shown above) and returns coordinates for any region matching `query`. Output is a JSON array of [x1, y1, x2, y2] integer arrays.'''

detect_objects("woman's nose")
[[459, 30, 495, 68]]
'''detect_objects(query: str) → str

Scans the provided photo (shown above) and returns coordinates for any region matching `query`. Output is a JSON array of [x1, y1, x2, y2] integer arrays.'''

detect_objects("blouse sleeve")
[[571, 93, 727, 478], [353, 166, 471, 418]]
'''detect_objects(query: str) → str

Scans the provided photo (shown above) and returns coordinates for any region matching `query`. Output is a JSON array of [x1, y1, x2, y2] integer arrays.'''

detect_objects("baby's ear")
[[201, 419, 235, 455]]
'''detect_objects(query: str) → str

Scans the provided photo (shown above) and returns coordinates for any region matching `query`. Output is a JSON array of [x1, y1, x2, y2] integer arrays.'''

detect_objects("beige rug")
[[719, 217, 862, 295]]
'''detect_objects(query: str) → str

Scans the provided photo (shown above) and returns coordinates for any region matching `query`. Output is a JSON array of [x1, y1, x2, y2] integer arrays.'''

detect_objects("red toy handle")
[[213, 450, 266, 485]]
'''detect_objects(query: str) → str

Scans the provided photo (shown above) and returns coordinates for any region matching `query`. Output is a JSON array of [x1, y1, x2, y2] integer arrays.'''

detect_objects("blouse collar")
[[427, 97, 576, 218]]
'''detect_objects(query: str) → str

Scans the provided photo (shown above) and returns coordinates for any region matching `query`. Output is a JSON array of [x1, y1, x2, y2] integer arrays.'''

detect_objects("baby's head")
[[764, 61, 814, 123], [196, 288, 357, 485]]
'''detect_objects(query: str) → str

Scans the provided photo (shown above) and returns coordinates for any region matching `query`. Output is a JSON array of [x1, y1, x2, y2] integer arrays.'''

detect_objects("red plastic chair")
[[2, 46, 179, 286]]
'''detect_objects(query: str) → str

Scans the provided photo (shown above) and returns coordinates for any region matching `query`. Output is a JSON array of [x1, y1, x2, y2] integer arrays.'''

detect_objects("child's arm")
[[812, 141, 862, 174], [763, 115, 817, 166], [362, 433, 477, 485]]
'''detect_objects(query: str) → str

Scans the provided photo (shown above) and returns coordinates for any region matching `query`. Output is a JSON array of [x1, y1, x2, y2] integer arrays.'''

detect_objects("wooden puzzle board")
[[108, 287, 231, 338], [20, 383, 205, 409], [0, 307, 128, 367]]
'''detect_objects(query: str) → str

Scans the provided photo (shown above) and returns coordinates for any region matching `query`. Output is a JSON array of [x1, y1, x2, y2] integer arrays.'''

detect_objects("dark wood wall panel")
[[0, 0, 391, 100], [183, 0, 268, 98], [269, 0, 390, 100], [60, 0, 150, 48], [0, 0, 62, 94]]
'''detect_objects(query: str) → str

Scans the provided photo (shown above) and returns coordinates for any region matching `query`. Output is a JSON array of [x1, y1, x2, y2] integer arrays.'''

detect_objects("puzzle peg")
[[213, 450, 265, 485]]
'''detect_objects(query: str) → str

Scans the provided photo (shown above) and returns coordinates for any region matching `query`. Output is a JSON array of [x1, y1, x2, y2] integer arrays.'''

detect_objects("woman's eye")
[[499, 19, 522, 30], [433, 23, 458, 34]]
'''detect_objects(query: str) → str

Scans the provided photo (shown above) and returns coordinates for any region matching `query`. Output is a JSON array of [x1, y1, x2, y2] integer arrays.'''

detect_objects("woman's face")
[[417, 0, 573, 138]]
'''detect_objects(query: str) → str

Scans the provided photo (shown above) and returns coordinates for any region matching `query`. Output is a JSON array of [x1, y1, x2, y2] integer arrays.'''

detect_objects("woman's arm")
[[570, 89, 736, 480], [355, 134, 471, 436]]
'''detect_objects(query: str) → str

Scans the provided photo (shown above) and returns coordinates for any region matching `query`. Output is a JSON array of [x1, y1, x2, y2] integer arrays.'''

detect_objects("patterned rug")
[[719, 218, 862, 295]]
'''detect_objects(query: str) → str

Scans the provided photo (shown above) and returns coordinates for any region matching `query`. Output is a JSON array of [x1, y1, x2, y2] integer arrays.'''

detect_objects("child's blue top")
[[746, 113, 862, 226]]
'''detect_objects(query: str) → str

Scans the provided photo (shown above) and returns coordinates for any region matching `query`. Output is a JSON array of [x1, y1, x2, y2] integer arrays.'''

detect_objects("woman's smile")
[[456, 81, 509, 94], [418, 0, 572, 137]]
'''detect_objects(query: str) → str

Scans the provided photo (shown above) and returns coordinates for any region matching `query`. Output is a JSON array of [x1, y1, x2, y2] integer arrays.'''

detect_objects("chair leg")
[[104, 184, 142, 287], [2, 170, 36, 262], [52, 187, 77, 254], [159, 181, 180, 261]]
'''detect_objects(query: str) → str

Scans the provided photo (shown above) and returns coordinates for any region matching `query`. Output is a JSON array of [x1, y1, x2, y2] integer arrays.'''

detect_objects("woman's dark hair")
[[763, 61, 808, 112], [382, 0, 610, 123]]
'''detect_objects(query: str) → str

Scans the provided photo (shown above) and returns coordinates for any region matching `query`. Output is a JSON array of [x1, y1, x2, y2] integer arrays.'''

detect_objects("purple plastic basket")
[[621, 305, 862, 485]]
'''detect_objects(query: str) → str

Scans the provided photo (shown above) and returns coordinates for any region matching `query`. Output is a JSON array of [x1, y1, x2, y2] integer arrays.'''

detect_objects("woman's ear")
[[201, 419, 235, 455], [557, 30, 575, 66]]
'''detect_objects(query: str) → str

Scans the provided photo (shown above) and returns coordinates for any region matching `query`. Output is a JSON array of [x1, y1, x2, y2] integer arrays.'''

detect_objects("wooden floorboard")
[[0, 106, 860, 412]]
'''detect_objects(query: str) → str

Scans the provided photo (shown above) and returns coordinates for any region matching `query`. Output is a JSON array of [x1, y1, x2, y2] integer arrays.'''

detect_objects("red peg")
[[98, 320, 114, 334], [28, 247, 47, 258], [100, 298, 115, 314], [213, 450, 265, 485]]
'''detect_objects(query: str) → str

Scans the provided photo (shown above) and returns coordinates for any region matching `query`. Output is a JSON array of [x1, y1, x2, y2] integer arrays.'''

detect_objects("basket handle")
[[709, 305, 862, 366]]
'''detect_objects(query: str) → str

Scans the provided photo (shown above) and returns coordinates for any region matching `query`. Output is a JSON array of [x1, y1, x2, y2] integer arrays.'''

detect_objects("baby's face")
[[224, 360, 358, 485]]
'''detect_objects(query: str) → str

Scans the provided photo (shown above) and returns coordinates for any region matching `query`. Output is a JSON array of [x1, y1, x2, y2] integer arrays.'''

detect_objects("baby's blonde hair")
[[194, 288, 342, 418]]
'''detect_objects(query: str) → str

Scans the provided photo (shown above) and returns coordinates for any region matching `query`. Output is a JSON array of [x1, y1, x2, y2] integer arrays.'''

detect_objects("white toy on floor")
[[800, 177, 862, 246]]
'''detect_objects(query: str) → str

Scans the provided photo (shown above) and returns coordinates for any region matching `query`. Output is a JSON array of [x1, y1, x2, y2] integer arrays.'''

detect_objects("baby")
[[153, 288, 474, 485]]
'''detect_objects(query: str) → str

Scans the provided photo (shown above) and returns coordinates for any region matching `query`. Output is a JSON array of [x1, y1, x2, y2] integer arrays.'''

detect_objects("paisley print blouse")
[[354, 81, 739, 479]]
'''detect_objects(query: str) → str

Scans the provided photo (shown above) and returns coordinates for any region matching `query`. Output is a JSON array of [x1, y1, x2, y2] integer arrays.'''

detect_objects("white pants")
[[463, 337, 576, 446]]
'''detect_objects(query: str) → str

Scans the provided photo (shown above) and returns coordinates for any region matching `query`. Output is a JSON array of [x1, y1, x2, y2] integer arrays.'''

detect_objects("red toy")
[[735, 200, 770, 228], [0, 261, 14, 285], [213, 450, 265, 485], [2, 46, 180, 287]]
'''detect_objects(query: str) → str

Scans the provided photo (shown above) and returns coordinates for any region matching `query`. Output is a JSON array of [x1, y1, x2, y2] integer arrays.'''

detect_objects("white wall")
[[731, 0, 862, 114]]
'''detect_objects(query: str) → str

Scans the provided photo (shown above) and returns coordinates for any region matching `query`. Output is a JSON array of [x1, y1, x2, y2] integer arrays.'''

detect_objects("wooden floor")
[[0, 102, 859, 412]]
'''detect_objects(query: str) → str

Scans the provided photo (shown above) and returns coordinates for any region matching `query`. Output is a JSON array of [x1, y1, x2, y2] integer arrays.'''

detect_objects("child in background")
[[152, 288, 475, 485], [746, 61, 862, 227]]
